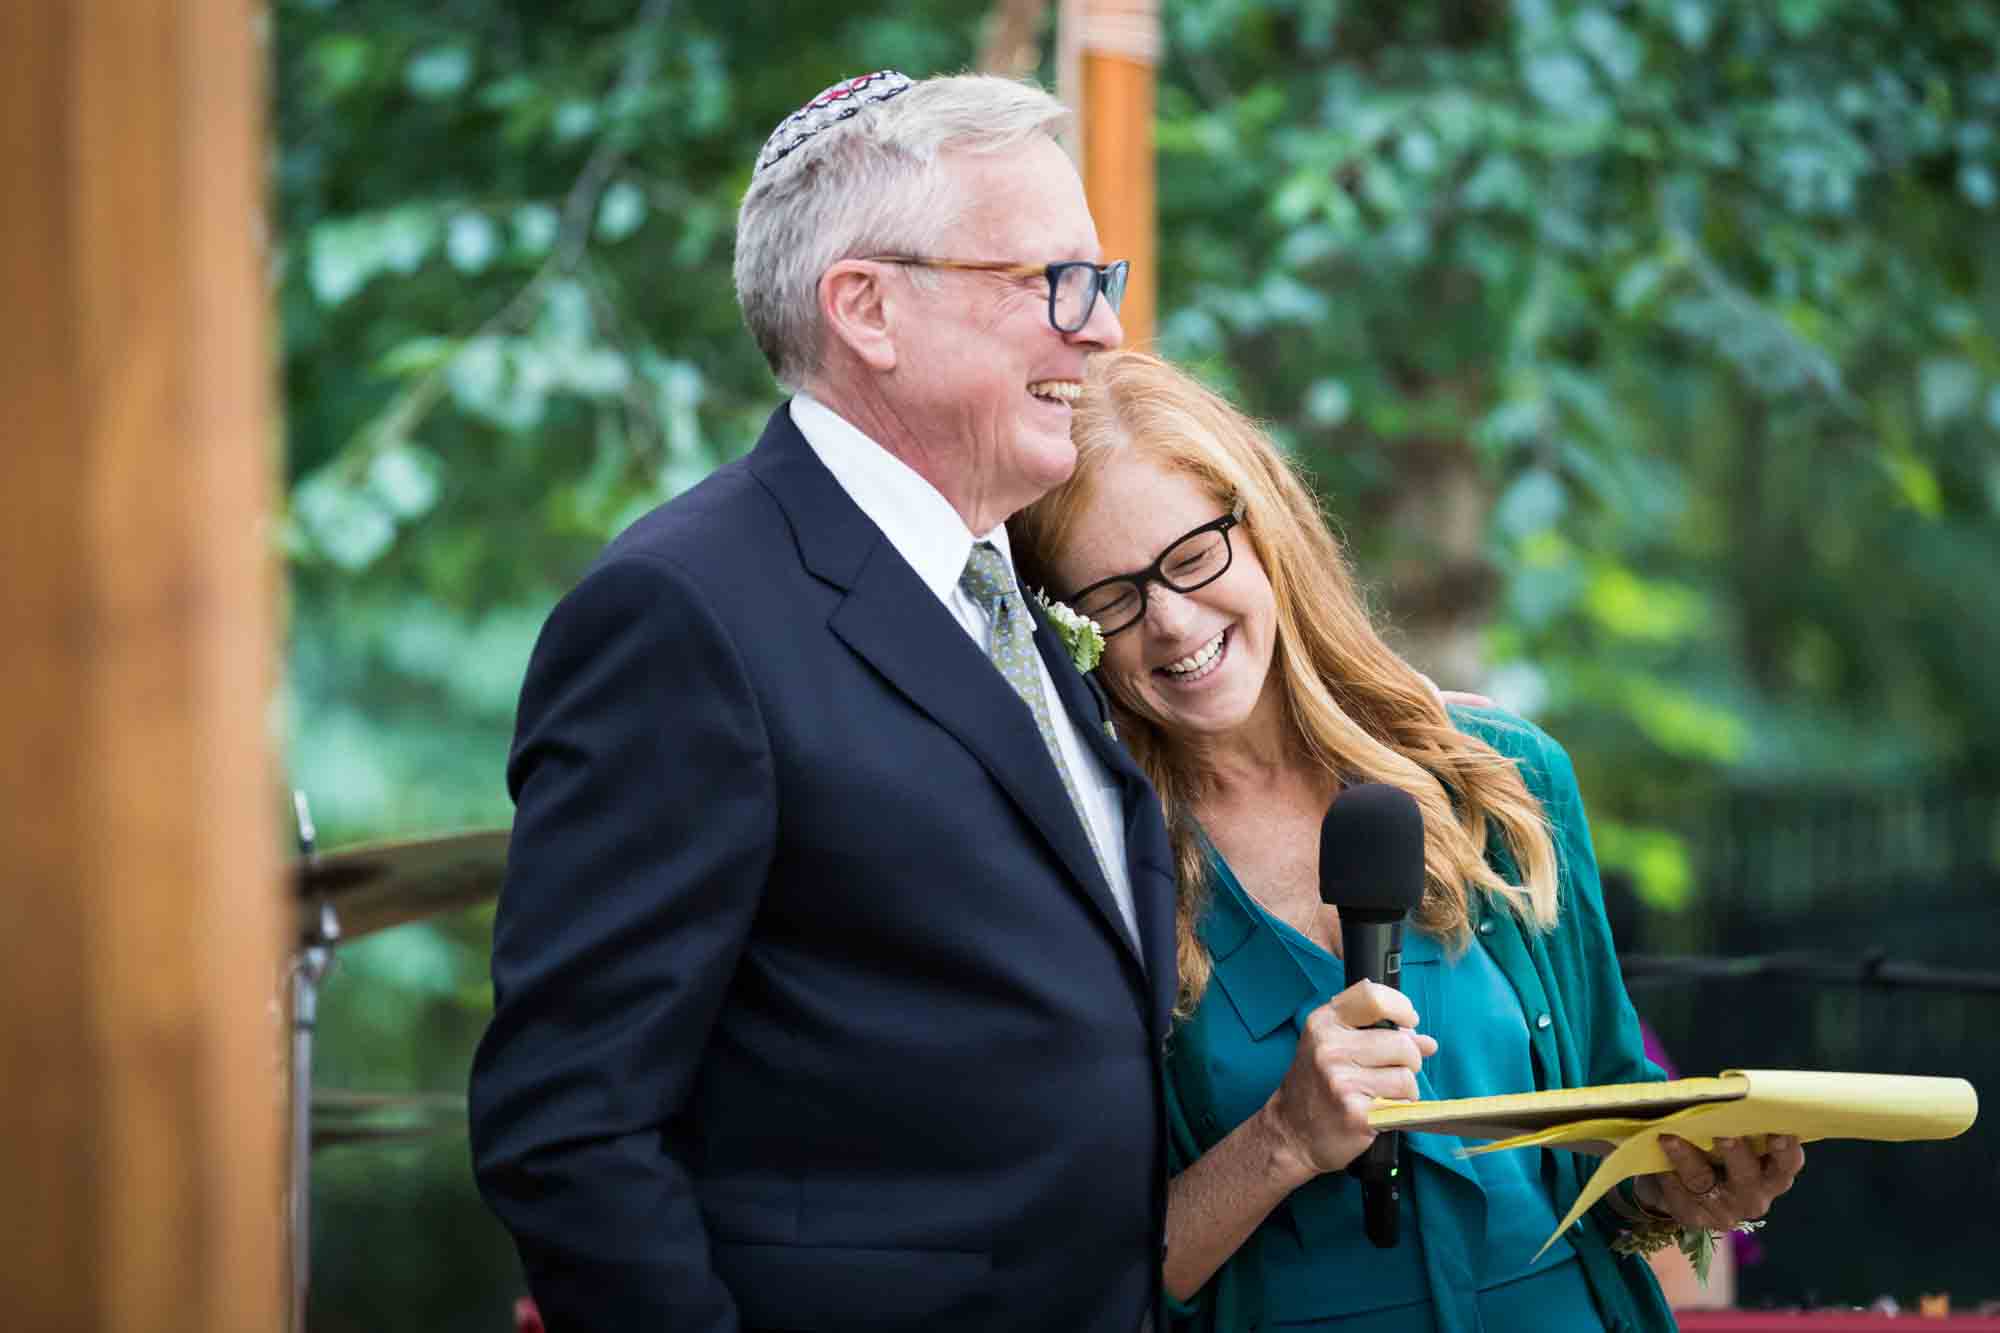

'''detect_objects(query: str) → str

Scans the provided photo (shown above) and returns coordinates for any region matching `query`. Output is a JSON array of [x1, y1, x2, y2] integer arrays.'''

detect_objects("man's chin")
[[1017, 432, 1080, 501]]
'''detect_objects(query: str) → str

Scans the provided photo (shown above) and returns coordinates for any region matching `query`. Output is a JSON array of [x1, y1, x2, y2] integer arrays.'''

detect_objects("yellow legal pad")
[[1366, 1069, 1978, 1257]]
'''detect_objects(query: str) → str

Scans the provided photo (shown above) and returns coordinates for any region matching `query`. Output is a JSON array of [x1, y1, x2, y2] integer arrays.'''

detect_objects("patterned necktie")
[[959, 542, 1112, 886]]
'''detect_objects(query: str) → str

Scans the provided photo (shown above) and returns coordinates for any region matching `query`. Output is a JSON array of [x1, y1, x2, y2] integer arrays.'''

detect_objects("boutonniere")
[[1032, 590, 1106, 675]]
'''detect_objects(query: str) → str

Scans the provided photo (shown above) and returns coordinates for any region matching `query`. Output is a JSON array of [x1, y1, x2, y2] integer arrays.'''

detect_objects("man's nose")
[[1073, 281, 1125, 350]]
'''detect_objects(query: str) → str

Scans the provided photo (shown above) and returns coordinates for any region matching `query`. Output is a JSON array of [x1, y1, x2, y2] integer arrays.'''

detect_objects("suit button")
[[1477, 920, 1495, 936], [1535, 1012, 1552, 1030]]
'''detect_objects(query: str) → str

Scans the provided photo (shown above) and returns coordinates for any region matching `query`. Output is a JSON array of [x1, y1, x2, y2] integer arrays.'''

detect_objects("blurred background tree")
[[275, 0, 1998, 1327]]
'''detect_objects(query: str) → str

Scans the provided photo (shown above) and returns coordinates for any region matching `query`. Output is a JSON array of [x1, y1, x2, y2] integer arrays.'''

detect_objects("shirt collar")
[[790, 392, 1015, 602]]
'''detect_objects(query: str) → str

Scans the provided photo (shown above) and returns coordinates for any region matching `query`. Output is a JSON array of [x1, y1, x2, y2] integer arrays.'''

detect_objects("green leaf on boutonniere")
[[1033, 590, 1105, 674]]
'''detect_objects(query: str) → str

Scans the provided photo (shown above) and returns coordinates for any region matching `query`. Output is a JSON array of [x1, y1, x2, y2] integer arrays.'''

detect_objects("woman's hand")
[[1162, 980, 1437, 1302], [1633, 1133, 1805, 1231], [1258, 981, 1438, 1182]]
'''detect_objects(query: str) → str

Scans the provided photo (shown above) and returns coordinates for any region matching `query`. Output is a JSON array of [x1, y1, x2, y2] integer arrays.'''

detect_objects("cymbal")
[[294, 828, 508, 942], [309, 1089, 465, 1153], [312, 1090, 468, 1113], [310, 1123, 449, 1151]]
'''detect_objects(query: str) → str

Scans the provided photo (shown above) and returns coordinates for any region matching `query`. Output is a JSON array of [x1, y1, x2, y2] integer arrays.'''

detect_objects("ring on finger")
[[1695, 1181, 1724, 1203]]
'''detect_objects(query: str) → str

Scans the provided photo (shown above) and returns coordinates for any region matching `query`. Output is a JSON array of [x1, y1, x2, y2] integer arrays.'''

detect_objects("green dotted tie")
[[960, 542, 1112, 886]]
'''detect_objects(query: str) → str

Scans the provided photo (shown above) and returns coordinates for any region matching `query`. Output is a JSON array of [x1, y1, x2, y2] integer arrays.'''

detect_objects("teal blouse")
[[1163, 708, 1677, 1333]]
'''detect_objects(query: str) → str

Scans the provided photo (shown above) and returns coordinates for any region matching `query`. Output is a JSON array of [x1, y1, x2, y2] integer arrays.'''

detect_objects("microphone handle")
[[1347, 1094, 1402, 1248], [1341, 918, 1405, 1249], [1340, 919, 1405, 995]]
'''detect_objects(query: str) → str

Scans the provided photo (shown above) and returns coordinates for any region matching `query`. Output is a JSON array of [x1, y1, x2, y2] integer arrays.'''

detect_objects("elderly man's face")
[[883, 136, 1123, 529]]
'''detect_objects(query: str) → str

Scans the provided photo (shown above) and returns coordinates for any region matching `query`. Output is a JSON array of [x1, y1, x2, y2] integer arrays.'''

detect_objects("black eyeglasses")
[[864, 255, 1130, 334], [1063, 499, 1246, 637]]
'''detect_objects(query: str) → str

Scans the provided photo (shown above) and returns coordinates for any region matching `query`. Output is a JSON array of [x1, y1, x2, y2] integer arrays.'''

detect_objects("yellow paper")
[[1368, 1072, 1751, 1139], [1368, 1069, 1978, 1258]]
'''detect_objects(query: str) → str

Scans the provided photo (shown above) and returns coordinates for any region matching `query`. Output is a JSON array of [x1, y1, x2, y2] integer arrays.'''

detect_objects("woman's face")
[[1051, 453, 1280, 744]]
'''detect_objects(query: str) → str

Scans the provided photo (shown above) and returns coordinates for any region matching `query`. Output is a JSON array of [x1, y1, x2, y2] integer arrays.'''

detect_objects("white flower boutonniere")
[[1033, 590, 1106, 674]]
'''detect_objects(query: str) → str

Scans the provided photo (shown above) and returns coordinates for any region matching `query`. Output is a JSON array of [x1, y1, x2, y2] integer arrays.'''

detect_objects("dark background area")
[[1623, 771, 1998, 1309]]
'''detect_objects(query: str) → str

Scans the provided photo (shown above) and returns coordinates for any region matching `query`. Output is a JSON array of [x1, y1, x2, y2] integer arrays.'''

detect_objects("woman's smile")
[[1157, 626, 1231, 686]]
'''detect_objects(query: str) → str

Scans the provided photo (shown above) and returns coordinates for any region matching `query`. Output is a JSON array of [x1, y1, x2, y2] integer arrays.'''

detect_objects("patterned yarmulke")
[[754, 70, 913, 176]]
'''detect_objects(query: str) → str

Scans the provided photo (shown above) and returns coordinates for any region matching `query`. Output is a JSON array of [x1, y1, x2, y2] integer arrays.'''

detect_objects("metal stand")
[[289, 793, 339, 1333]]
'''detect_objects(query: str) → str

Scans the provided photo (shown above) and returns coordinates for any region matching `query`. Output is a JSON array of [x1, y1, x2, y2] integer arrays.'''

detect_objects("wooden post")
[[0, 1, 284, 1329], [1063, 0, 1159, 346]]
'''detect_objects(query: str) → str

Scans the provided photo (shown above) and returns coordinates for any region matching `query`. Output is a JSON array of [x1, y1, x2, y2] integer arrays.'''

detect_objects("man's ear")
[[820, 260, 898, 373]]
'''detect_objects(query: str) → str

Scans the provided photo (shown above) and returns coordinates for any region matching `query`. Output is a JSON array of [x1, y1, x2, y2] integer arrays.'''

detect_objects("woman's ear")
[[819, 260, 898, 373]]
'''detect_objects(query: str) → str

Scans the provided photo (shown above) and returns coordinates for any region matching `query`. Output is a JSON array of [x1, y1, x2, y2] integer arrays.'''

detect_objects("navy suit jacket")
[[469, 404, 1177, 1332]]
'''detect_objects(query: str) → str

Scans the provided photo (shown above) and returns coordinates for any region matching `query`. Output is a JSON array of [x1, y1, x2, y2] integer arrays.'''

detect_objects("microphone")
[[1318, 782, 1427, 1249]]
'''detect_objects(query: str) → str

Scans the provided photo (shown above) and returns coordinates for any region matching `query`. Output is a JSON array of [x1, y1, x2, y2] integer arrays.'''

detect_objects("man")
[[469, 72, 1176, 1332]]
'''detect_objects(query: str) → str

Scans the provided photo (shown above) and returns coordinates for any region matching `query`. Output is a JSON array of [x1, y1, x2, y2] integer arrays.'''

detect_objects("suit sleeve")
[[468, 552, 774, 1332]]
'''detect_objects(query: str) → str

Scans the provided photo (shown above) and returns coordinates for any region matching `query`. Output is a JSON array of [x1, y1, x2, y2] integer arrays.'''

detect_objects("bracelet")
[[1606, 1180, 1677, 1227], [1607, 1215, 1685, 1261], [1607, 1197, 1769, 1285]]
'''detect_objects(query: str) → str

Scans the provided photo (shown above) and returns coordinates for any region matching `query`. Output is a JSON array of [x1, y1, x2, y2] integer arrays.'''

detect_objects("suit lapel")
[[1029, 609, 1177, 1004], [749, 407, 1143, 970], [1026, 600, 1151, 792]]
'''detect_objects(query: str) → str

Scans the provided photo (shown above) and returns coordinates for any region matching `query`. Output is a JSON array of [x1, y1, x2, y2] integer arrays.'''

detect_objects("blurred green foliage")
[[277, 0, 2000, 1325], [1148, 0, 2000, 796]]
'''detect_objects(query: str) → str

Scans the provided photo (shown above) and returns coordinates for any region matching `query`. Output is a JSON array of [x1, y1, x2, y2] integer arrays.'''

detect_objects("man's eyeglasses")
[[864, 256, 1129, 335], [1063, 499, 1246, 638]]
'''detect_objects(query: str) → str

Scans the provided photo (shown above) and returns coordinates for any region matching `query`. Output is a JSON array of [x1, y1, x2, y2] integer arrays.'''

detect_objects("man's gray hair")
[[734, 73, 1072, 390]]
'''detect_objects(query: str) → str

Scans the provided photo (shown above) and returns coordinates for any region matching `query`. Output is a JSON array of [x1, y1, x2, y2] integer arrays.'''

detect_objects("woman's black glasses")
[[1064, 499, 1245, 637]]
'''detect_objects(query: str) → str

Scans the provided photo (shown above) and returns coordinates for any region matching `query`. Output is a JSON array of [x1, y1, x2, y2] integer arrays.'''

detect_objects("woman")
[[1010, 351, 1801, 1332]]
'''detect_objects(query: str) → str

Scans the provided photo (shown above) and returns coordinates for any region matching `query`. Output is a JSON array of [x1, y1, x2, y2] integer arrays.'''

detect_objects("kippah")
[[754, 70, 913, 176]]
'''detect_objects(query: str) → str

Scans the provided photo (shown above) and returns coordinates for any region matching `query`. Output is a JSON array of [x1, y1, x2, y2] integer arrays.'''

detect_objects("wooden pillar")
[[1062, 0, 1159, 346], [0, 1, 284, 1330]]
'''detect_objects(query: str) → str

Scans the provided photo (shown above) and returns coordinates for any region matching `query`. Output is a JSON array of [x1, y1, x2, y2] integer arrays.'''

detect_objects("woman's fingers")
[[1271, 990, 1437, 1175], [1762, 1135, 1806, 1194], [1706, 1137, 1767, 1224], [1729, 1134, 1804, 1218], [1302, 1008, 1430, 1073], [1650, 1134, 1807, 1229], [1660, 1133, 1722, 1194], [1314, 1054, 1419, 1103], [1653, 1135, 1732, 1228], [1316, 985, 1435, 1054], [1712, 1135, 1764, 1192], [1326, 979, 1421, 1031]]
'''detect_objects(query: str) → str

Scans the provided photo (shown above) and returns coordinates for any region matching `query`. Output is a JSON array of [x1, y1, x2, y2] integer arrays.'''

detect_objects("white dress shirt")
[[790, 393, 1139, 950]]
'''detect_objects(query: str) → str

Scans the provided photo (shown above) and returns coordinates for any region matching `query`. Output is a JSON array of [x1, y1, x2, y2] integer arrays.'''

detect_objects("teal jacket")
[[1163, 707, 1677, 1333]]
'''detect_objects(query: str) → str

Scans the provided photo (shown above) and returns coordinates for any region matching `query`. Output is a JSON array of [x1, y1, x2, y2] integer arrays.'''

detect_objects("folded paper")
[[1366, 1069, 1978, 1257]]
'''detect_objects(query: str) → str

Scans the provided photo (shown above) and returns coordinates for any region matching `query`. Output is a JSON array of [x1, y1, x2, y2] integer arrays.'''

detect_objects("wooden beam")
[[0, 1, 284, 1329], [1065, 0, 1158, 346]]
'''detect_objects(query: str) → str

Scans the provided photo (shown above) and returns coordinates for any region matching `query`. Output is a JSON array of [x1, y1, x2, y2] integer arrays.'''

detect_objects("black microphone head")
[[1319, 782, 1426, 922]]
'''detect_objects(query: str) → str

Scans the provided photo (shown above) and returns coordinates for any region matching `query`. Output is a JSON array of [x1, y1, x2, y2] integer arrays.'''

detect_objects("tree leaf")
[[405, 45, 473, 99], [367, 445, 442, 520], [446, 212, 500, 273], [1918, 359, 1980, 427], [596, 181, 647, 242]]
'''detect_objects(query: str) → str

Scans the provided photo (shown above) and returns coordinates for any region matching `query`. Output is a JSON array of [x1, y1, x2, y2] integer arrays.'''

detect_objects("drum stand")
[[289, 794, 340, 1333], [278, 797, 504, 1332]]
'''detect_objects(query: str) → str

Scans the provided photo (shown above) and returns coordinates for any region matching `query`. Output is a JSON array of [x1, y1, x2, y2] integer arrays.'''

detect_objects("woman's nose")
[[1143, 583, 1199, 638]]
